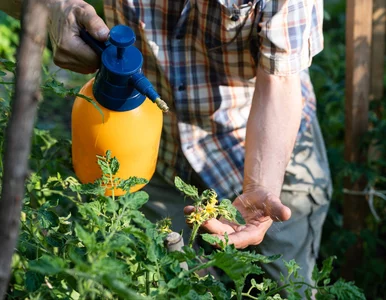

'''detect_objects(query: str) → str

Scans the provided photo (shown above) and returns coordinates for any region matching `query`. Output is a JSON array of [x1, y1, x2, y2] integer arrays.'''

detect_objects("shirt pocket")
[[197, 0, 262, 52]]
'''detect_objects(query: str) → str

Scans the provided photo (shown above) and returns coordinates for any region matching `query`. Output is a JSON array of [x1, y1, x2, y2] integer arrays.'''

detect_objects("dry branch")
[[0, 1, 48, 298]]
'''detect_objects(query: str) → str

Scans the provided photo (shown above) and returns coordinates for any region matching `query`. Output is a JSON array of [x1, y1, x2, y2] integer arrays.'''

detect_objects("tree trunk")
[[0, 1, 48, 298]]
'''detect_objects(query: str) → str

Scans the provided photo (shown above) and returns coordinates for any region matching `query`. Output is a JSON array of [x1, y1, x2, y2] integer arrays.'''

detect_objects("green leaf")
[[209, 251, 264, 292], [174, 176, 200, 201], [117, 177, 148, 192], [29, 255, 66, 275], [235, 209, 246, 225], [218, 199, 243, 224], [121, 191, 149, 210], [328, 279, 366, 300], [92, 258, 126, 274], [254, 253, 282, 264], [110, 156, 120, 175], [196, 275, 230, 300], [75, 223, 96, 249], [284, 259, 301, 279], [0, 58, 16, 72], [201, 234, 226, 249], [42, 79, 68, 97], [37, 210, 59, 229], [71, 180, 105, 195], [25, 271, 44, 292], [312, 256, 335, 284], [106, 195, 119, 213], [97, 157, 110, 175], [46, 232, 65, 248], [102, 275, 149, 299], [0, 70, 6, 77]]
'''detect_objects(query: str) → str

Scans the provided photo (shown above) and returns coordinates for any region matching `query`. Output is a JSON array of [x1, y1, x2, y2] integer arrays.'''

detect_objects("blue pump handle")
[[79, 28, 108, 57]]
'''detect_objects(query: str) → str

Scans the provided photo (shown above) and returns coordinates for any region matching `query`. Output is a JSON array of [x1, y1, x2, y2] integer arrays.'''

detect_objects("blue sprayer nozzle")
[[80, 25, 168, 112]]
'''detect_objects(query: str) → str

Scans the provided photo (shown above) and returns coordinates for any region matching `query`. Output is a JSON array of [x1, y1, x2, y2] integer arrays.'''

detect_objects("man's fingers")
[[75, 3, 109, 41], [200, 218, 236, 235], [265, 194, 291, 222], [183, 205, 195, 215], [214, 222, 272, 249], [184, 206, 237, 234]]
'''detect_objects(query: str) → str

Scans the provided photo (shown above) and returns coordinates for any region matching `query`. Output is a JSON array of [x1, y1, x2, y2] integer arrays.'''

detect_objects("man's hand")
[[47, 0, 109, 73], [184, 186, 291, 249]]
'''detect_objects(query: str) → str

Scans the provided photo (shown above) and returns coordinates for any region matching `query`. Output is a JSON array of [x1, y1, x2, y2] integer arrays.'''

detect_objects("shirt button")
[[230, 14, 240, 21], [178, 83, 186, 91]]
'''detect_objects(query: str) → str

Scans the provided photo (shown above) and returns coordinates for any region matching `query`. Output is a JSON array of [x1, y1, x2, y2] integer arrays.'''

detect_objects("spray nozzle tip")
[[155, 98, 169, 113]]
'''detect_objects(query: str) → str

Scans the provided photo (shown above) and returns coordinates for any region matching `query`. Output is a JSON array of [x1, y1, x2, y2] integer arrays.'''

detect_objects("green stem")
[[145, 271, 150, 296], [109, 171, 115, 202], [236, 285, 242, 300], [241, 292, 259, 300], [263, 281, 326, 298], [188, 260, 214, 275], [0, 81, 15, 85], [188, 223, 200, 248]]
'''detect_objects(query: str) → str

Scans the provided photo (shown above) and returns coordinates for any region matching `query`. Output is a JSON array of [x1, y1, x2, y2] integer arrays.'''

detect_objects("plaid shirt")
[[104, 0, 324, 199]]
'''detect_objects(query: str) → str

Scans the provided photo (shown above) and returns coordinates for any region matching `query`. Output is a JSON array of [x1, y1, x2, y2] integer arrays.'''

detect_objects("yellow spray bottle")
[[72, 25, 167, 196]]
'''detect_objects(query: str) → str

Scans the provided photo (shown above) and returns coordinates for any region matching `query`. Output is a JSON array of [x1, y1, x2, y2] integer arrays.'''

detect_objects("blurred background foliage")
[[0, 0, 385, 299]]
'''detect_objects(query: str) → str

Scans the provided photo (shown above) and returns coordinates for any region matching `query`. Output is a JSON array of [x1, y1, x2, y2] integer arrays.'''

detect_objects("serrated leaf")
[[0, 58, 16, 72], [235, 210, 246, 225], [117, 177, 148, 192], [328, 279, 366, 300], [71, 180, 105, 195], [106, 196, 119, 213], [110, 157, 120, 175], [25, 271, 44, 292], [37, 210, 59, 229], [201, 234, 223, 246], [102, 275, 148, 299], [42, 79, 68, 97], [312, 256, 335, 284], [75, 223, 96, 249], [174, 177, 199, 201], [46, 232, 65, 248], [121, 191, 149, 210], [29, 255, 66, 275], [218, 199, 241, 223], [284, 259, 301, 279], [210, 251, 264, 292]]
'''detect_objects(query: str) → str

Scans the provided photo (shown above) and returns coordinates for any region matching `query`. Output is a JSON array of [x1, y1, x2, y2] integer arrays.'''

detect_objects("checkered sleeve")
[[258, 0, 324, 75]]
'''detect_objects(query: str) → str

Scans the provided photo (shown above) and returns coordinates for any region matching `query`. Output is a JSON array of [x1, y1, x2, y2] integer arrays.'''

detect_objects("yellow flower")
[[187, 211, 205, 224], [205, 201, 218, 218]]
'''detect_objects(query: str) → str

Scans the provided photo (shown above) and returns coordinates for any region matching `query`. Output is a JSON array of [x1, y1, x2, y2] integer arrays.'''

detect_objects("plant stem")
[[263, 281, 325, 298], [188, 223, 200, 248], [241, 292, 259, 300], [145, 270, 150, 296]]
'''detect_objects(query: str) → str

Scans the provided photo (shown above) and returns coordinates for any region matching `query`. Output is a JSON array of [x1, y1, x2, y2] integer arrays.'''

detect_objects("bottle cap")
[[81, 25, 161, 111]]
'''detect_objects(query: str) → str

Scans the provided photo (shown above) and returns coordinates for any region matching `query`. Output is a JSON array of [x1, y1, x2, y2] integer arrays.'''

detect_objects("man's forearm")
[[0, 0, 22, 19], [243, 65, 303, 196]]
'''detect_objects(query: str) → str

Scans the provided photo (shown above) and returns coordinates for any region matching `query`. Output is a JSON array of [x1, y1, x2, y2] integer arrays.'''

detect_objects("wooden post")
[[342, 0, 373, 280], [165, 232, 188, 270], [370, 0, 386, 101], [0, 1, 48, 298]]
